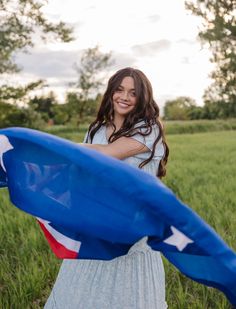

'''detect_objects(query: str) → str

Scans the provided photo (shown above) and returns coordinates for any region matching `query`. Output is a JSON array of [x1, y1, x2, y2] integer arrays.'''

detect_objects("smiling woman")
[[44, 67, 169, 309]]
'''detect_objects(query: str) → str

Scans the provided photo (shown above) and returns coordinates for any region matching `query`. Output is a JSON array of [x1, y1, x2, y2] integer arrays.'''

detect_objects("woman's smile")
[[117, 101, 132, 108]]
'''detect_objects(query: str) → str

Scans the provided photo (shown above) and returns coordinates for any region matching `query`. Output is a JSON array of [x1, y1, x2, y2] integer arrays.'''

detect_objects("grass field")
[[163, 130, 236, 309], [0, 122, 235, 308]]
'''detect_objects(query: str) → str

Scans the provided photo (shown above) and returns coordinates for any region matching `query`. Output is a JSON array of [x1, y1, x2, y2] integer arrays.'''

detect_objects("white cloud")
[[132, 40, 172, 56], [146, 15, 161, 23], [16, 49, 80, 78], [10, 0, 213, 108]]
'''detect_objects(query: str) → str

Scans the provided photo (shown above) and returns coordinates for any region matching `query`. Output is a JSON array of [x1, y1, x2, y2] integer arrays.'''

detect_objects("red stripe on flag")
[[38, 221, 78, 259]]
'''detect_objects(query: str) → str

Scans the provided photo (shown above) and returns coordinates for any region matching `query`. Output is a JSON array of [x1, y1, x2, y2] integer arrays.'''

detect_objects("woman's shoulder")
[[127, 120, 162, 154], [133, 120, 160, 137], [84, 124, 107, 144]]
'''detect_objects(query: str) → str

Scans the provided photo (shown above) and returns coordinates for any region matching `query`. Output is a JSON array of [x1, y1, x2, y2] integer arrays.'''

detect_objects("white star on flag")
[[163, 226, 194, 251], [0, 135, 14, 172]]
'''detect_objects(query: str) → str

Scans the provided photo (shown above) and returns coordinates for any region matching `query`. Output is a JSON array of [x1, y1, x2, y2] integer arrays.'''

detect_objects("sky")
[[13, 0, 214, 111]]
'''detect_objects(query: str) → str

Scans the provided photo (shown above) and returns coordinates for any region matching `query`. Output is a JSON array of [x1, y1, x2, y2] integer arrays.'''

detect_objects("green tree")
[[29, 91, 58, 121], [0, 101, 45, 128], [0, 0, 74, 127], [68, 46, 114, 125], [163, 96, 197, 120], [185, 0, 236, 117], [0, 80, 47, 128], [201, 101, 223, 119], [201, 99, 236, 119], [188, 105, 204, 120], [0, 80, 44, 104], [0, 0, 73, 74], [51, 103, 70, 125], [65, 92, 102, 125]]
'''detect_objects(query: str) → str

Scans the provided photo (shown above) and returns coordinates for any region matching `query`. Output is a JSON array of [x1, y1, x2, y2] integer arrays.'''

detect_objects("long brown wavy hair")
[[86, 67, 169, 178]]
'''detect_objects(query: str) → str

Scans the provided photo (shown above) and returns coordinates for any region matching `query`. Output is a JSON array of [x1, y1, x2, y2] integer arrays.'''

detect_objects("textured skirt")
[[44, 238, 167, 309]]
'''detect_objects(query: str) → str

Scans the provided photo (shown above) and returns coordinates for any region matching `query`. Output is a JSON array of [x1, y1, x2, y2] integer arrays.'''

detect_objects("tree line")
[[0, 0, 235, 128]]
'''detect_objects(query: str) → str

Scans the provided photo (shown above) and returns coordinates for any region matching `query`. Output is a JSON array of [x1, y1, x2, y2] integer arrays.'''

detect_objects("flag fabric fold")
[[0, 127, 235, 305]]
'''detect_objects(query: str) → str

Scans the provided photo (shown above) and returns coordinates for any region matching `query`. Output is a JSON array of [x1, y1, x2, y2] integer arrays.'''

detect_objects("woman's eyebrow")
[[119, 85, 135, 91]]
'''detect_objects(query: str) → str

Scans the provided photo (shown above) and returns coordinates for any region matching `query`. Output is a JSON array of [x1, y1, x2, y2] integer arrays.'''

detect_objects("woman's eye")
[[131, 92, 136, 97]]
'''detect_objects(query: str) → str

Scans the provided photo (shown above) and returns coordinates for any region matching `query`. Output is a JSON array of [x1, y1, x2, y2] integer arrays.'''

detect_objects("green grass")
[[0, 192, 60, 309], [163, 130, 236, 308], [43, 119, 236, 139], [0, 123, 235, 308], [44, 124, 88, 142], [164, 118, 236, 135]]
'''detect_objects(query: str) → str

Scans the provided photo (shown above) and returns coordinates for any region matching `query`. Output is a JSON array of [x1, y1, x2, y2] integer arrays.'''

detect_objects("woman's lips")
[[117, 102, 130, 108]]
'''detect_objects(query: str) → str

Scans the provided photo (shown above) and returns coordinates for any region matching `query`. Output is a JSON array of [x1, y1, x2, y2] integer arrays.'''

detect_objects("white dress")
[[44, 124, 167, 309]]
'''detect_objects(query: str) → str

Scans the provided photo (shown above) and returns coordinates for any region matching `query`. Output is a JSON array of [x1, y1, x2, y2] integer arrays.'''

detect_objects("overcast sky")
[[13, 0, 214, 110]]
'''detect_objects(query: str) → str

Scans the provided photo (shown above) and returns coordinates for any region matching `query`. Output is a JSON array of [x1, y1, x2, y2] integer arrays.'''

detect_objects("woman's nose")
[[121, 91, 129, 101]]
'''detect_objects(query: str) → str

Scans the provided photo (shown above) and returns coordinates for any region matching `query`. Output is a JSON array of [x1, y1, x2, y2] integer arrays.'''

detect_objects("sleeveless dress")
[[44, 124, 167, 309]]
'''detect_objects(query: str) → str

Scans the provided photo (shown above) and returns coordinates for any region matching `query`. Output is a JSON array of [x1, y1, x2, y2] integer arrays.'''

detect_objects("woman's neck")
[[113, 114, 124, 130]]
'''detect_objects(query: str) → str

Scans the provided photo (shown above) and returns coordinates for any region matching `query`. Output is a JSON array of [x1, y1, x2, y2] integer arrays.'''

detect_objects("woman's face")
[[112, 76, 137, 119]]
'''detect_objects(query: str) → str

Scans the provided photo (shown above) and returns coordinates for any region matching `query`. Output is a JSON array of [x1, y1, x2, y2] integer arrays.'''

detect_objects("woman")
[[44, 67, 169, 309]]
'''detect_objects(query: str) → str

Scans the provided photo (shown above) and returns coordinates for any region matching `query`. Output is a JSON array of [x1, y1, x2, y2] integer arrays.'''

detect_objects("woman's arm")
[[81, 137, 149, 160]]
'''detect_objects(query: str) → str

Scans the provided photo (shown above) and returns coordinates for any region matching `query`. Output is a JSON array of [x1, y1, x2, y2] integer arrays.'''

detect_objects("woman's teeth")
[[118, 102, 129, 108]]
